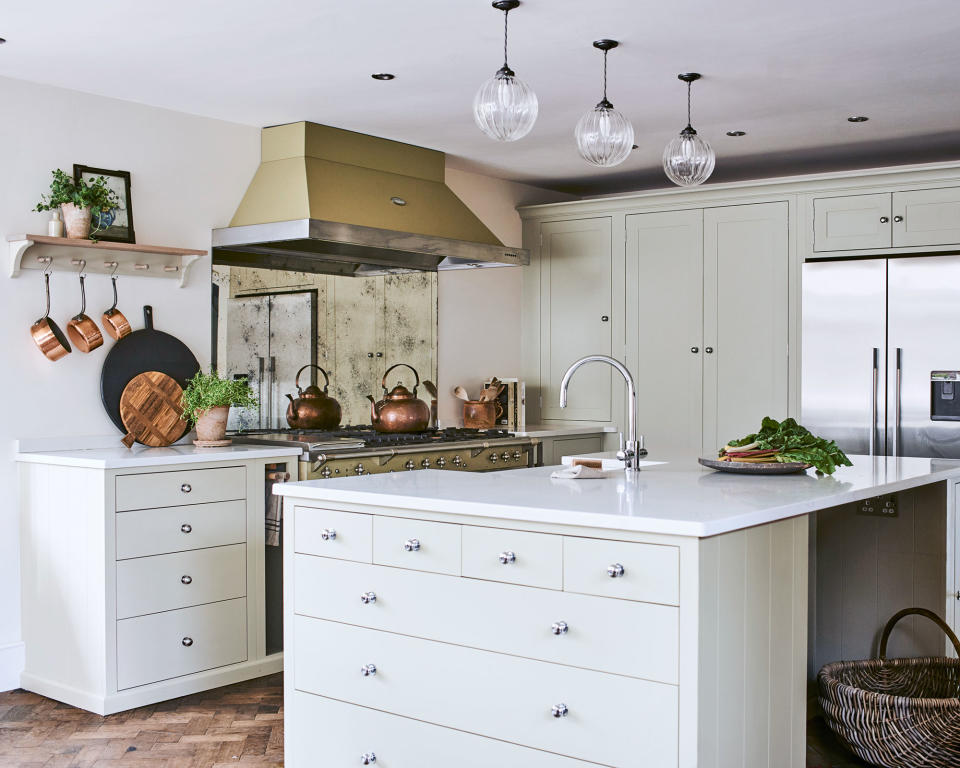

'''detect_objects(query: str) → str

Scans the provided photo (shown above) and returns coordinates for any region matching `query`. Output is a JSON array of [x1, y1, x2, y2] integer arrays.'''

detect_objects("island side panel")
[[697, 516, 808, 768]]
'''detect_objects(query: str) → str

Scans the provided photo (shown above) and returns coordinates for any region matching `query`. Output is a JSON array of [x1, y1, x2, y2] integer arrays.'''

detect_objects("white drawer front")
[[295, 506, 371, 562], [117, 598, 247, 690], [116, 466, 245, 512], [295, 616, 678, 767], [373, 516, 461, 575], [564, 537, 680, 606], [116, 544, 246, 619], [289, 691, 600, 768], [462, 526, 562, 589], [295, 556, 678, 684], [116, 500, 246, 560]]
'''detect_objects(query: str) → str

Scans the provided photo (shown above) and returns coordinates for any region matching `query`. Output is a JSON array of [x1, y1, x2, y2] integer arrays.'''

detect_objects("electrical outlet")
[[858, 495, 898, 517]]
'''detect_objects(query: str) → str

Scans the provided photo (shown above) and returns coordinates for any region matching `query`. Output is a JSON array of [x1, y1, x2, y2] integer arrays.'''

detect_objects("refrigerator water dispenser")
[[931, 371, 960, 421]]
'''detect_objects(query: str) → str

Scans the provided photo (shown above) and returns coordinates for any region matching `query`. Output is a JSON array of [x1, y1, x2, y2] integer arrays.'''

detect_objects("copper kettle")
[[286, 364, 342, 430], [367, 363, 431, 433]]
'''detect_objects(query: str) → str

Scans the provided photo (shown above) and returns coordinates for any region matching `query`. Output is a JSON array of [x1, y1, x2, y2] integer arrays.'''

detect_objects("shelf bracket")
[[9, 238, 34, 278]]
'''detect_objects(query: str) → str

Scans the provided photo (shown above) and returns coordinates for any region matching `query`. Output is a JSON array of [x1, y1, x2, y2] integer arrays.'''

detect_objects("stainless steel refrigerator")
[[803, 255, 960, 459]]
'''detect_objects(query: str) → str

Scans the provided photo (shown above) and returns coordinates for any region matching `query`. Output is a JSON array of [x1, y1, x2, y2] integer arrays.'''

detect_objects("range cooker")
[[235, 426, 541, 480]]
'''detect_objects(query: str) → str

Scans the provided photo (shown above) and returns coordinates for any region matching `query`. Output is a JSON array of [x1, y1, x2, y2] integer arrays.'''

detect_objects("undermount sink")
[[560, 451, 668, 471]]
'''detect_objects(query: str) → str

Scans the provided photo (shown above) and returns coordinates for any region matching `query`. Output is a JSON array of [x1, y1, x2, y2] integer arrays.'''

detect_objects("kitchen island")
[[277, 456, 960, 768]]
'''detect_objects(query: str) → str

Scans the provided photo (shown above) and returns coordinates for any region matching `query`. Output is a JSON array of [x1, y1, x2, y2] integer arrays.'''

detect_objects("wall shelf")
[[7, 234, 207, 288]]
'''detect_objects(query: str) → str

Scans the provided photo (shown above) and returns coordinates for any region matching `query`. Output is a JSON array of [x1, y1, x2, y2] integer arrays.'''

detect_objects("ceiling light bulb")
[[662, 73, 715, 186], [575, 40, 634, 168]]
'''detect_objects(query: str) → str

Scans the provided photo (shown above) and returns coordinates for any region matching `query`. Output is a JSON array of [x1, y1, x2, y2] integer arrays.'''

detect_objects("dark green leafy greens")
[[725, 417, 853, 475]]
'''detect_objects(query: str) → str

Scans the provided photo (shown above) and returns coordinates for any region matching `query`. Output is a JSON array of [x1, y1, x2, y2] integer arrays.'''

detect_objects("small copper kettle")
[[367, 363, 431, 433], [286, 364, 342, 430]]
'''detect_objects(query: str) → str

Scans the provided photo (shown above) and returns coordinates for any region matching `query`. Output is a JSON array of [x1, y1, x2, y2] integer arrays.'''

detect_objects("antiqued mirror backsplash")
[[212, 266, 438, 429]]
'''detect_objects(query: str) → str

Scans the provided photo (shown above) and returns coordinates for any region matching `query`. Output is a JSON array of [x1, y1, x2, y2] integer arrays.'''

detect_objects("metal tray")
[[698, 457, 811, 474]]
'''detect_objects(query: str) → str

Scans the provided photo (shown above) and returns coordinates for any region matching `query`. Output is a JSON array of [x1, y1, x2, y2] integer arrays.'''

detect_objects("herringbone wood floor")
[[0, 673, 283, 768]]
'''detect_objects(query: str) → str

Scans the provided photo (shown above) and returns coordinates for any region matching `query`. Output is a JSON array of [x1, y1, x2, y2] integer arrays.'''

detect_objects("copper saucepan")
[[30, 271, 72, 361], [101, 272, 131, 340], [66, 270, 103, 353]]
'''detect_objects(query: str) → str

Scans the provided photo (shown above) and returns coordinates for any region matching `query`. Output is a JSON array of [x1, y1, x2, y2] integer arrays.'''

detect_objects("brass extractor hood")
[[212, 122, 529, 277]]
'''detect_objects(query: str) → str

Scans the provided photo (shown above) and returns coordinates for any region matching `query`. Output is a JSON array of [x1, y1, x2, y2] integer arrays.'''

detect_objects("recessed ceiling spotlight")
[[847, 115, 869, 122], [371, 73, 395, 81], [726, 130, 746, 137]]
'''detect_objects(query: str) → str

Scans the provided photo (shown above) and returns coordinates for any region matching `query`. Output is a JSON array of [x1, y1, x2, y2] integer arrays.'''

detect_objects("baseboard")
[[0, 642, 25, 692]]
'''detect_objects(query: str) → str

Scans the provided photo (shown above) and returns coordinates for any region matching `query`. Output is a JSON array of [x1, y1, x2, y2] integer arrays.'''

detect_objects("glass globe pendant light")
[[662, 72, 716, 186], [575, 39, 634, 167], [473, 0, 538, 142]]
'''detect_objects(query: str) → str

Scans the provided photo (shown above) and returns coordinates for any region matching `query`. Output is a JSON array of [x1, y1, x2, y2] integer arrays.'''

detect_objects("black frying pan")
[[101, 305, 200, 433]]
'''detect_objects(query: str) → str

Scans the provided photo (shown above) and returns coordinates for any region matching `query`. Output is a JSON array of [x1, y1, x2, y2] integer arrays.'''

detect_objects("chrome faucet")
[[559, 355, 643, 472]]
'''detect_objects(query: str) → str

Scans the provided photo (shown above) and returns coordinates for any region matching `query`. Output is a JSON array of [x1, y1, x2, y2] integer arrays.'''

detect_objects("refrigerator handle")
[[893, 347, 903, 459], [870, 348, 879, 457]]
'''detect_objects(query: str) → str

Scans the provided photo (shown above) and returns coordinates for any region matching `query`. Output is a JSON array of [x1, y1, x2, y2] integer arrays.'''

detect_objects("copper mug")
[[101, 274, 131, 340], [463, 399, 503, 429], [66, 273, 103, 353]]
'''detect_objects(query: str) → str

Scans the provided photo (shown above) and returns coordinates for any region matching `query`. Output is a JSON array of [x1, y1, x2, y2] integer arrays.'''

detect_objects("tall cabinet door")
[[539, 218, 613, 421], [626, 210, 704, 458], [703, 202, 790, 454]]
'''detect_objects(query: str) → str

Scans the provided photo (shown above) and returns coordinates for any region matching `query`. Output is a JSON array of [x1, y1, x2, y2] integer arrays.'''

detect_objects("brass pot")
[[30, 272, 72, 361], [367, 363, 431, 433], [286, 364, 342, 430], [101, 274, 131, 340], [66, 273, 103, 353]]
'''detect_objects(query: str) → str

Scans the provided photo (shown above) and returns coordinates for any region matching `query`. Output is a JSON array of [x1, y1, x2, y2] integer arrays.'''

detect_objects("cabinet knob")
[[181, 637, 193, 647], [880, 216, 890, 223], [376, 352, 383, 358], [181, 575, 192, 585], [607, 563, 625, 578], [361, 591, 377, 604], [601, 315, 609, 322], [704, 346, 714, 354], [180, 523, 192, 534], [321, 528, 337, 541], [367, 352, 374, 358], [551, 703, 569, 718], [180, 483, 192, 493], [404, 538, 421, 552], [361, 663, 377, 677], [894, 215, 904, 223], [551, 621, 569, 635], [499, 550, 516, 565], [690, 346, 699, 354], [360, 753, 377, 765]]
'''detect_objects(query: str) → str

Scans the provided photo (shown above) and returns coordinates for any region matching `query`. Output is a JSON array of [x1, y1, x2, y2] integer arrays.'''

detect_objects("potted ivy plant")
[[33, 169, 120, 239], [181, 370, 258, 445]]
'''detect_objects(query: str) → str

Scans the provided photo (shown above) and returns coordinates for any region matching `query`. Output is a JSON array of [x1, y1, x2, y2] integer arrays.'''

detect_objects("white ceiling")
[[3, 0, 959, 194]]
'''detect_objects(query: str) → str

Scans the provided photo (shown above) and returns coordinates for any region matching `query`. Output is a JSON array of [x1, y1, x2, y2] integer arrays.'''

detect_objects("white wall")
[[0, 76, 260, 690], [439, 168, 575, 426]]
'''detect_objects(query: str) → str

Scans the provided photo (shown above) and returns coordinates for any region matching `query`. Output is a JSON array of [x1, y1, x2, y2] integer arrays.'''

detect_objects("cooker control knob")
[[435, 457, 447, 468], [452, 455, 463, 466], [320, 466, 332, 478], [512, 451, 522, 460], [354, 464, 366, 475], [488, 453, 498, 463], [404, 460, 416, 470], [421, 458, 431, 468], [501, 452, 511, 461]]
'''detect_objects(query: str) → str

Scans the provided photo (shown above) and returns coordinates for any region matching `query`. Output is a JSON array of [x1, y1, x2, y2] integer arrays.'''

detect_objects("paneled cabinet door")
[[539, 218, 613, 421], [813, 193, 892, 252], [704, 202, 790, 455], [892, 187, 960, 248], [627, 209, 704, 459]]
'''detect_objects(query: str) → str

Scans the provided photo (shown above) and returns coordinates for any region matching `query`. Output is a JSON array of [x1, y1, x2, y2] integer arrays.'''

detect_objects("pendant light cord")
[[602, 50, 608, 102], [503, 8, 510, 69], [686, 80, 693, 128]]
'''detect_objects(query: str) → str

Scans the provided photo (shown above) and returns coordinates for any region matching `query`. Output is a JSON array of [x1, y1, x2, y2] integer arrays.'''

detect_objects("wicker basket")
[[818, 607, 960, 767]]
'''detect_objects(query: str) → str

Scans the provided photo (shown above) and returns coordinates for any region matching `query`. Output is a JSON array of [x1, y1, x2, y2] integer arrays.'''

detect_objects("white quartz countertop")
[[275, 455, 960, 537], [511, 423, 618, 438], [16, 443, 303, 469]]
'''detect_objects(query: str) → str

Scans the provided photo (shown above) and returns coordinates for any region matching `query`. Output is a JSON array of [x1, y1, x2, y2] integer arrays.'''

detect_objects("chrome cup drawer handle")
[[360, 591, 377, 604], [360, 753, 377, 765], [498, 550, 516, 565], [551, 703, 569, 718], [607, 563, 625, 578], [551, 621, 569, 635], [403, 538, 421, 552], [181, 637, 193, 647], [180, 483, 192, 493], [361, 663, 377, 677], [181, 575, 192, 585], [180, 523, 192, 533], [321, 528, 337, 541]]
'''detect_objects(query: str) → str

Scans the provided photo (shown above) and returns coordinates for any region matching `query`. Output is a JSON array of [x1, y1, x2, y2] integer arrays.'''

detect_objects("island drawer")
[[294, 616, 678, 767], [294, 555, 678, 684], [116, 598, 247, 690], [295, 506, 371, 562], [116, 500, 246, 560], [563, 537, 680, 606], [116, 544, 246, 619], [115, 466, 246, 512], [462, 526, 562, 589], [373, 516, 461, 575], [289, 691, 604, 767]]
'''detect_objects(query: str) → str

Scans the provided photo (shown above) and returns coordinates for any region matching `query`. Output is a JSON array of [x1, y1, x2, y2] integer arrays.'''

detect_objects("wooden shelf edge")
[[6, 234, 206, 257]]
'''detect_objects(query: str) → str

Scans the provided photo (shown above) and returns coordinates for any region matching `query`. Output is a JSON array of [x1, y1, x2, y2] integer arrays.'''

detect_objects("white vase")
[[47, 209, 64, 237]]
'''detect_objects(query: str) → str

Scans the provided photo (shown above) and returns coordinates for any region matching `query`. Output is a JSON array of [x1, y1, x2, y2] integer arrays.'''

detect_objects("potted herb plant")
[[33, 169, 120, 239], [181, 370, 258, 445]]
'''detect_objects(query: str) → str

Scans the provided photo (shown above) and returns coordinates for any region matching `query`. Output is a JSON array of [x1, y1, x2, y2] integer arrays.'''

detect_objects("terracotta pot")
[[194, 406, 230, 442], [61, 203, 92, 239]]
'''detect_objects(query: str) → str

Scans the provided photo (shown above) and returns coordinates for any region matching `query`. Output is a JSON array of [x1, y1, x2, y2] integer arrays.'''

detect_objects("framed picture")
[[73, 164, 135, 243]]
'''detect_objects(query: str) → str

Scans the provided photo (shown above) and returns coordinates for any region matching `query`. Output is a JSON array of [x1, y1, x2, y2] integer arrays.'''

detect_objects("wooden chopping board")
[[119, 371, 189, 448]]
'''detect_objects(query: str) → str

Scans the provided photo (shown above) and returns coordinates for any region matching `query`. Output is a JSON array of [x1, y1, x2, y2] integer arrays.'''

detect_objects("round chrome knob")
[[354, 464, 366, 475], [691, 346, 699, 353], [421, 458, 431, 468], [704, 346, 714, 354], [488, 453, 498, 463], [181, 637, 193, 647], [551, 621, 569, 635], [499, 550, 516, 565], [321, 528, 337, 541], [404, 460, 416, 470], [404, 538, 421, 552], [180, 483, 192, 494], [435, 457, 446, 468], [180, 575, 192, 585], [452, 455, 463, 466], [607, 563, 625, 578], [894, 215, 904, 223], [512, 451, 522, 460], [360, 753, 377, 765], [551, 703, 569, 718], [180, 523, 192, 534], [360, 591, 377, 604], [360, 663, 377, 677], [880, 216, 890, 223], [320, 467, 332, 478]]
